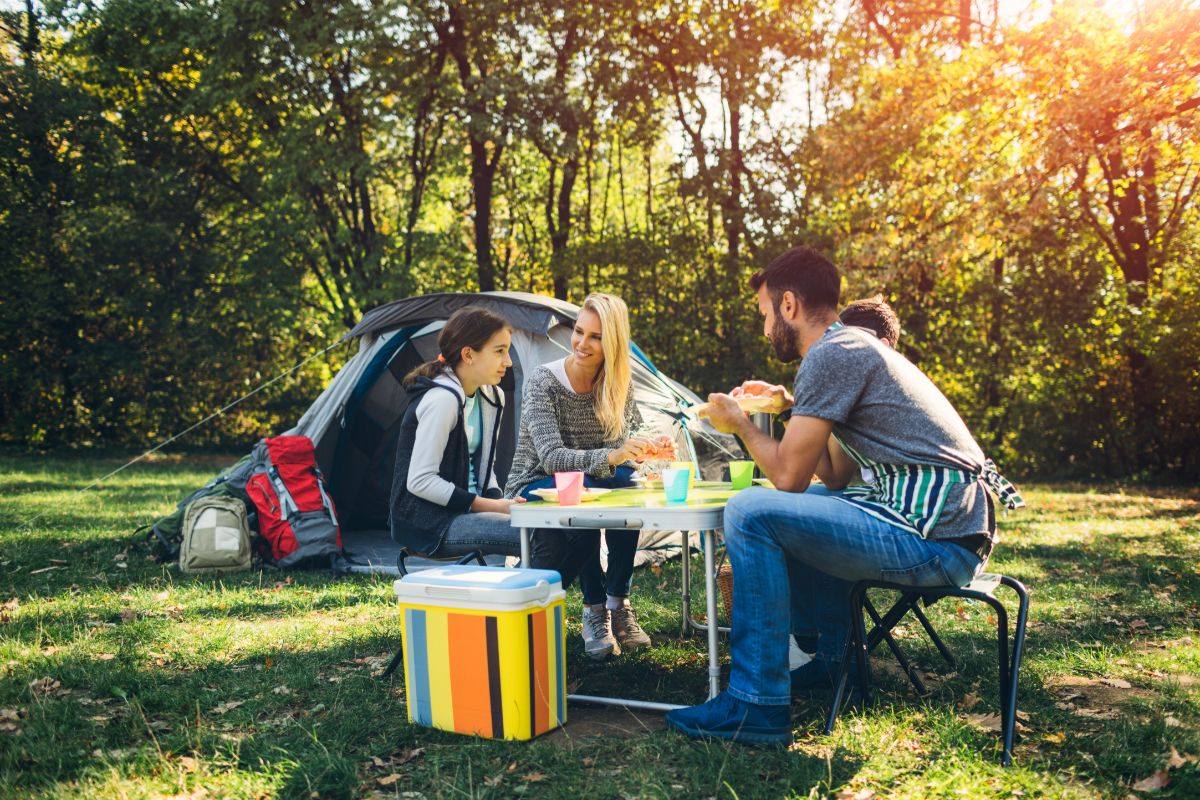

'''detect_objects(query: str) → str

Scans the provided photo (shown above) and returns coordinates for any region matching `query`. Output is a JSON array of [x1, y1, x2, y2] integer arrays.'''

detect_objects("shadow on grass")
[[1, 633, 865, 800]]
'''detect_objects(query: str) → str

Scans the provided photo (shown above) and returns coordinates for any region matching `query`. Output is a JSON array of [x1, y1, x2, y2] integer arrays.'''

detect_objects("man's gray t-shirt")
[[791, 325, 991, 540]]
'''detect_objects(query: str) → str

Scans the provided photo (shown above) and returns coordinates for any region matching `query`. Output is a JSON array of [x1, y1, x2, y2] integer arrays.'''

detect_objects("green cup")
[[729, 460, 755, 490]]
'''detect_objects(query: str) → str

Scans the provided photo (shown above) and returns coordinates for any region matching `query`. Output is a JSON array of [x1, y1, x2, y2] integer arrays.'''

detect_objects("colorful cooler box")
[[394, 566, 567, 740]]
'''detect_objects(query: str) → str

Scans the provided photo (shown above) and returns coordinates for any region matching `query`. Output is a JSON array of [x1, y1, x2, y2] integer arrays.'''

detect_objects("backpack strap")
[[268, 466, 300, 521], [313, 465, 339, 528]]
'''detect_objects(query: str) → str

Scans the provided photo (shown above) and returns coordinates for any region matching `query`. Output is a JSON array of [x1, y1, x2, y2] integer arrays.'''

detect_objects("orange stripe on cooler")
[[447, 613, 492, 737]]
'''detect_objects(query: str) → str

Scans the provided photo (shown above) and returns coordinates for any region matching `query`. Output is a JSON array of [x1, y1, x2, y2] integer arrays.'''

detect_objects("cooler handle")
[[422, 586, 471, 599]]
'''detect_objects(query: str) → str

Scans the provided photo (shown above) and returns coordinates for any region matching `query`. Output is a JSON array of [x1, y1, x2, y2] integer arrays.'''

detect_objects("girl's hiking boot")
[[581, 604, 620, 660], [611, 605, 651, 651]]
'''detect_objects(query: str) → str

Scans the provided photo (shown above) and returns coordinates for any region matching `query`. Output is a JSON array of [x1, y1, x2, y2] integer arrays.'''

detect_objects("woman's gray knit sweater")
[[503, 363, 642, 499]]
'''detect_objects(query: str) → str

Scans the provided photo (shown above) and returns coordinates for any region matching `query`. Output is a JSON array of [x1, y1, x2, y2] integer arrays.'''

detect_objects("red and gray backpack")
[[245, 436, 345, 568]]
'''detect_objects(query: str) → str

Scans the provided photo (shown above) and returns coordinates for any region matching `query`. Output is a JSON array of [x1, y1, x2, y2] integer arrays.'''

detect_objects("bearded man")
[[665, 245, 1021, 745]]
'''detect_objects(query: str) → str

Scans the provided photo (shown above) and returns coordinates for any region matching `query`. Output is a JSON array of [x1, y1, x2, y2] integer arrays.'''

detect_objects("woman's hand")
[[471, 496, 526, 514], [608, 437, 651, 466], [639, 435, 677, 461]]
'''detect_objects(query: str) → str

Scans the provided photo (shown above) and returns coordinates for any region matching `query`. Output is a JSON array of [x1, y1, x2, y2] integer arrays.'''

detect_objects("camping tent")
[[275, 291, 738, 572]]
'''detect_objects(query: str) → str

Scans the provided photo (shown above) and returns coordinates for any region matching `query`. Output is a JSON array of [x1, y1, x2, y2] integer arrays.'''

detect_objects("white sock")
[[606, 595, 628, 611], [789, 636, 815, 670]]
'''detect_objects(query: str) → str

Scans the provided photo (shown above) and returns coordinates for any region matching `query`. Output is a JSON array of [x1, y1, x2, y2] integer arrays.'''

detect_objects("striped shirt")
[[794, 324, 1022, 542]]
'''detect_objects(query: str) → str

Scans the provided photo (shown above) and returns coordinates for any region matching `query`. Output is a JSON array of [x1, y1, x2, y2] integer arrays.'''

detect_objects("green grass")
[[0, 452, 1197, 799]]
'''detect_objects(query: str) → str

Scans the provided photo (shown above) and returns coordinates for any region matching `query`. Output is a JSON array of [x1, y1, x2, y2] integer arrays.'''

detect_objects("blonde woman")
[[505, 293, 673, 660]]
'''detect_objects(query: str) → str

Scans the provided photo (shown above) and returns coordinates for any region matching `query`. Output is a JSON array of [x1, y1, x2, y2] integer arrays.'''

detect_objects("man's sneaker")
[[581, 604, 620, 660], [611, 605, 651, 651], [665, 691, 792, 746]]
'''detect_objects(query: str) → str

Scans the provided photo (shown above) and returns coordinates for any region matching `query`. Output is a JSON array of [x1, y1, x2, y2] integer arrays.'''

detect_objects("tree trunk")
[[470, 136, 502, 292]]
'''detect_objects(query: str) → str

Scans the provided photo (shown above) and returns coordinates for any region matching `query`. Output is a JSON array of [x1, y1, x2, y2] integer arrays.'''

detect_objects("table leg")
[[520, 527, 530, 568], [679, 528, 692, 637], [704, 526, 721, 699]]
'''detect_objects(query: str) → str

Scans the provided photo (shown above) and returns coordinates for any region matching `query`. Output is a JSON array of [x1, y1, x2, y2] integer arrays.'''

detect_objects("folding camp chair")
[[824, 573, 1029, 766], [379, 548, 487, 678]]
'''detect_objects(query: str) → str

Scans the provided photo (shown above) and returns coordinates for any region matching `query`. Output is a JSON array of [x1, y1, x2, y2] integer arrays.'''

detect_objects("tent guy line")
[[16, 339, 347, 533]]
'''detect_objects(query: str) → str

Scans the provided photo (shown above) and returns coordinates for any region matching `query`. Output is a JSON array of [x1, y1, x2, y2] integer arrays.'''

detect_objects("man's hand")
[[698, 393, 747, 434], [731, 380, 794, 415]]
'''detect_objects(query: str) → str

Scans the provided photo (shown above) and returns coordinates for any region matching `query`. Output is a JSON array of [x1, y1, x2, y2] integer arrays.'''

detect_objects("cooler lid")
[[394, 565, 563, 607]]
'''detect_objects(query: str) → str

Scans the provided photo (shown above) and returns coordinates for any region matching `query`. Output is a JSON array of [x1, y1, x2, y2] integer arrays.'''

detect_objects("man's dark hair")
[[749, 246, 840, 317], [840, 295, 901, 347]]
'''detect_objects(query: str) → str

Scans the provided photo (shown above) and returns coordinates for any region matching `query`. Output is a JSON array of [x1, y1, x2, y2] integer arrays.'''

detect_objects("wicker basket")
[[717, 564, 734, 621]]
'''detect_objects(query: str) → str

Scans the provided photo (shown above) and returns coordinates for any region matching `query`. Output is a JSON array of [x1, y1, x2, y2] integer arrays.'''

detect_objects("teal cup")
[[662, 468, 690, 504], [729, 460, 755, 490]]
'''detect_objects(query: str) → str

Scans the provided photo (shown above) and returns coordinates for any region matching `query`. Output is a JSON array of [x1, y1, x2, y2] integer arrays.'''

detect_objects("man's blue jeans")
[[518, 466, 638, 605], [723, 485, 983, 706]]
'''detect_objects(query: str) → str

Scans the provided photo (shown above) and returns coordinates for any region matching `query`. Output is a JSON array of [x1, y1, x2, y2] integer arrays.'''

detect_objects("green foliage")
[[0, 0, 1197, 478]]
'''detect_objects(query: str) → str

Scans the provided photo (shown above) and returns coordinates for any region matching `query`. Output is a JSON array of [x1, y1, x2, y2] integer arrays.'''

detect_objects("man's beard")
[[769, 316, 801, 362]]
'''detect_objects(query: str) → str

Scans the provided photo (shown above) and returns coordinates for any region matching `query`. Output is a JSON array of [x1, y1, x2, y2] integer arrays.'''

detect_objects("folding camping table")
[[511, 486, 738, 712]]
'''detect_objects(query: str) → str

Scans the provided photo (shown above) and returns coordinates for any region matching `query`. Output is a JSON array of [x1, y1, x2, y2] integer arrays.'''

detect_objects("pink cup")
[[554, 471, 585, 505]]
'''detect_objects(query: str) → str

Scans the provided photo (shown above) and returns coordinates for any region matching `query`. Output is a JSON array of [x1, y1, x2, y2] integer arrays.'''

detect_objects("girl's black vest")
[[388, 377, 503, 555]]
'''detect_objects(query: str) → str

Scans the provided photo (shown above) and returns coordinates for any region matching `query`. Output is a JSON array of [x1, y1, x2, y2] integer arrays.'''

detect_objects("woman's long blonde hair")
[[581, 293, 632, 441]]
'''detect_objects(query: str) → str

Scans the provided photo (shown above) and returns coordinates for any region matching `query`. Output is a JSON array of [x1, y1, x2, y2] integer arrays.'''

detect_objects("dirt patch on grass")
[[1044, 674, 1154, 713], [543, 705, 667, 741]]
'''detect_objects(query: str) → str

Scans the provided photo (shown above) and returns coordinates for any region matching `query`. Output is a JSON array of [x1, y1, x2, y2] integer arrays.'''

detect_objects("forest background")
[[2, 0, 1198, 481]]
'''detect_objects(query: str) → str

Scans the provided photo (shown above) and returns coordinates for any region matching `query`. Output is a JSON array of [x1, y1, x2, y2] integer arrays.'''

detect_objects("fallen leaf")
[[0, 722, 19, 734], [1129, 619, 1149, 631], [393, 748, 424, 766], [179, 755, 199, 772], [272, 686, 290, 695], [1166, 747, 1195, 770], [484, 775, 503, 787], [377, 774, 402, 787], [1101, 677, 1133, 689], [1164, 716, 1183, 728], [211, 700, 244, 715], [835, 789, 876, 800], [0, 709, 23, 722], [964, 713, 1003, 733], [956, 692, 980, 710], [97, 653, 116, 661], [521, 772, 546, 783], [119, 609, 137, 623], [1131, 770, 1170, 791], [506, 761, 518, 773], [28, 677, 61, 695]]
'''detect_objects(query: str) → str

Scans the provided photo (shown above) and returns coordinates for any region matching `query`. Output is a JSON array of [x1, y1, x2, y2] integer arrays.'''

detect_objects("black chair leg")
[[381, 645, 405, 678], [825, 627, 858, 734], [864, 596, 928, 695], [851, 584, 873, 704], [912, 603, 956, 668], [1000, 577, 1030, 768]]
